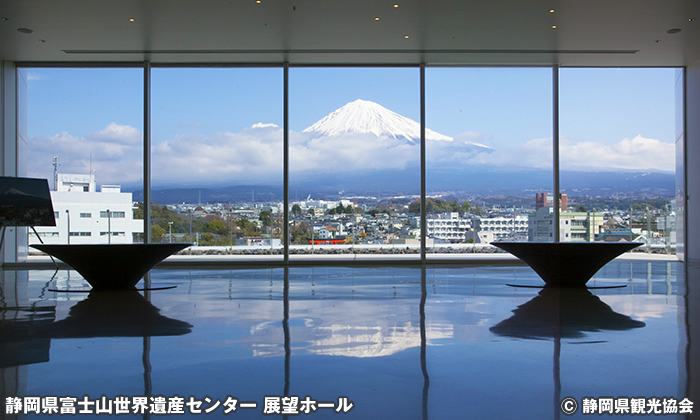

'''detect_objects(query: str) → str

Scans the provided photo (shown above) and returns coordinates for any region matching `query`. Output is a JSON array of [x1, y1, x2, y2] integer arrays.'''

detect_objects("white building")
[[29, 174, 143, 245], [317, 225, 339, 239], [473, 215, 528, 241], [425, 212, 472, 242], [527, 207, 605, 242]]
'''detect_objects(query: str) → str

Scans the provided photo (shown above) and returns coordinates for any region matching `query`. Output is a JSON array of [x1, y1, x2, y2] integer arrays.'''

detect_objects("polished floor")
[[1, 260, 689, 419]]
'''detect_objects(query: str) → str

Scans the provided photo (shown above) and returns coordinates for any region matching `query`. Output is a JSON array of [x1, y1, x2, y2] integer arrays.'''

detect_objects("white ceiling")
[[1, 0, 699, 66]]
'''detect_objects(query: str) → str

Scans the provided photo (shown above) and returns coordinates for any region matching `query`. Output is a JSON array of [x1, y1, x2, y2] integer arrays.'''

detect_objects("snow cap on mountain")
[[303, 99, 453, 143]]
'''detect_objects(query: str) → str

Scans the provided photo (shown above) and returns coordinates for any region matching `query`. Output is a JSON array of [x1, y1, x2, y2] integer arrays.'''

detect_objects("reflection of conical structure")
[[490, 288, 645, 339], [491, 288, 645, 420], [0, 306, 55, 367], [43, 291, 192, 338]]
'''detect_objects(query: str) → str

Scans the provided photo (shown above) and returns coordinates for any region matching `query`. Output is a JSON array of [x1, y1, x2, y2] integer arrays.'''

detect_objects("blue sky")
[[25, 66, 677, 188]]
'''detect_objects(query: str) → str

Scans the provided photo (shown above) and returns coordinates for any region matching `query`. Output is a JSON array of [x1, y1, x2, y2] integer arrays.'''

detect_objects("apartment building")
[[29, 174, 143, 245]]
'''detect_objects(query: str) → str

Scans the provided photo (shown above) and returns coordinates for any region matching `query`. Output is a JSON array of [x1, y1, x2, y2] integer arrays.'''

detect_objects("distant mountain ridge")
[[132, 185, 283, 204], [134, 169, 674, 204]]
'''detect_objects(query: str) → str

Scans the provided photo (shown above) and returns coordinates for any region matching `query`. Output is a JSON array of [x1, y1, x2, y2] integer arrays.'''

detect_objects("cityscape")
[[30, 171, 677, 255], [29, 98, 677, 254]]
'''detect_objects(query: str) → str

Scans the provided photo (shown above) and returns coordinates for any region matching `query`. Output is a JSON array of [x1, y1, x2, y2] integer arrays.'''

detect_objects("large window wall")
[[24, 67, 143, 245], [559, 68, 677, 250], [19, 64, 681, 259], [426, 68, 553, 252], [288, 67, 421, 258], [151, 68, 283, 256]]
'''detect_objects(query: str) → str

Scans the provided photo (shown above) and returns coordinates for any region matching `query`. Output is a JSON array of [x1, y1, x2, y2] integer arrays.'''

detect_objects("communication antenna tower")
[[52, 156, 61, 191]]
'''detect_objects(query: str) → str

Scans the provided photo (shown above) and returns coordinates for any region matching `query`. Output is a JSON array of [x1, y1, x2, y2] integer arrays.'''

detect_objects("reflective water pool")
[[1, 261, 689, 419]]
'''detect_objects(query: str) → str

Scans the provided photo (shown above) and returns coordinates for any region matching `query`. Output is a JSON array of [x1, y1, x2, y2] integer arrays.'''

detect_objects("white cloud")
[[427, 136, 494, 166], [91, 122, 142, 145], [251, 123, 279, 129], [152, 129, 284, 184], [560, 135, 674, 172], [290, 133, 418, 172], [452, 131, 493, 148], [28, 123, 675, 188], [28, 123, 143, 186], [464, 135, 674, 172], [459, 136, 553, 169], [153, 129, 419, 184]]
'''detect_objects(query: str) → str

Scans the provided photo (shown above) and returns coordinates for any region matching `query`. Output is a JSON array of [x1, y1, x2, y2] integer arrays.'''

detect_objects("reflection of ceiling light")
[[667, 28, 682, 34], [17, 28, 33, 34]]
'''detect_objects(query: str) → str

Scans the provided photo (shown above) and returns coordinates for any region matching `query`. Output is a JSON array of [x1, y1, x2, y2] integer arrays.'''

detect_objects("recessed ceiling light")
[[17, 28, 33, 34], [667, 28, 682, 34], [375, 17, 380, 21], [1, 17, 9, 21], [552, 25, 557, 29], [404, 35, 409, 39], [256, 0, 261, 3], [689, 18, 696, 22], [129, 18, 135, 22], [394, 4, 399, 8], [549, 9, 555, 13]]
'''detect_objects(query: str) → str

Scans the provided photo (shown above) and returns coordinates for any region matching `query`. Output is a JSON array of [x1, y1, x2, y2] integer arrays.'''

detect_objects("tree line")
[[135, 203, 273, 246]]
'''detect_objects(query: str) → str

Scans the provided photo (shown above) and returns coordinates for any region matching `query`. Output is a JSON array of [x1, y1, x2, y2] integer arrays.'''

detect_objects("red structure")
[[536, 192, 568, 211], [308, 237, 346, 245]]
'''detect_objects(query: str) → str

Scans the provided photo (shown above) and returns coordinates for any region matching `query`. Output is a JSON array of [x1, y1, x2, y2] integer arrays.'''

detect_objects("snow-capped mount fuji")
[[303, 99, 453, 143]]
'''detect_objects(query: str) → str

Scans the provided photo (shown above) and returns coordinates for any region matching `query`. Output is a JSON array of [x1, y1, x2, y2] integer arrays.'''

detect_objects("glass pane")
[[289, 68, 421, 260], [426, 68, 553, 257], [25, 68, 144, 245], [150, 68, 283, 258], [674, 69, 685, 259], [560, 68, 677, 253]]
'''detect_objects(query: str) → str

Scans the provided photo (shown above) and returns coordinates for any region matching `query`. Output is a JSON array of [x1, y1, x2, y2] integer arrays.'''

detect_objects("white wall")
[[30, 190, 143, 245]]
